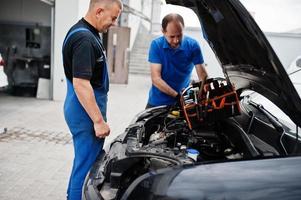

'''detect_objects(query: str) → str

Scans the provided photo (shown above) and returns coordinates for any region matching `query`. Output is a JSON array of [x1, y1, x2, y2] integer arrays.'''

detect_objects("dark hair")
[[161, 13, 185, 31]]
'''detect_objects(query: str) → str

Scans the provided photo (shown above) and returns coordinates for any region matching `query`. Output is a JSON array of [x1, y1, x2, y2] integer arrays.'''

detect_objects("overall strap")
[[63, 27, 105, 57], [63, 28, 89, 48], [63, 27, 109, 91]]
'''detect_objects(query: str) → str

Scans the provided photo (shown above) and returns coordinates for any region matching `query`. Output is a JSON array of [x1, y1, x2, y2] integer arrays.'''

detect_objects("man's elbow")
[[73, 78, 88, 92], [200, 65, 208, 76], [203, 70, 208, 78], [151, 76, 161, 85]]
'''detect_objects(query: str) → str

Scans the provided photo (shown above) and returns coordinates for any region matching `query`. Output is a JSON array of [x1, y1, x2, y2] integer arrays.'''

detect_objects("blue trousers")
[[64, 80, 107, 200]]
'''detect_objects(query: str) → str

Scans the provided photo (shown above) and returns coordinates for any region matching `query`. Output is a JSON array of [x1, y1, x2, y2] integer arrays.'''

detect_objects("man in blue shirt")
[[146, 13, 208, 108]]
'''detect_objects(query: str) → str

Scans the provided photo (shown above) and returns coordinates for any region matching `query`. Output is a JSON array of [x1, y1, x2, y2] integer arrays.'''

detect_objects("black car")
[[83, 0, 301, 199]]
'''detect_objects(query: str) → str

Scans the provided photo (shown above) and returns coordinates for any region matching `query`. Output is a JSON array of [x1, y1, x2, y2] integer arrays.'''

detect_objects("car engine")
[[94, 78, 273, 199], [124, 107, 245, 167], [124, 78, 245, 167]]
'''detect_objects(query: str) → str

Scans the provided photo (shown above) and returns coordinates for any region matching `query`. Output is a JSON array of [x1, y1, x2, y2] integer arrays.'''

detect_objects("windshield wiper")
[[249, 100, 283, 132], [288, 68, 301, 76], [293, 125, 299, 154], [248, 100, 288, 155]]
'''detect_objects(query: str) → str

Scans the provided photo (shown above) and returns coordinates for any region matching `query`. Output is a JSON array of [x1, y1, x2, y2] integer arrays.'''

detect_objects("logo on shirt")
[[96, 50, 107, 63], [96, 55, 104, 63]]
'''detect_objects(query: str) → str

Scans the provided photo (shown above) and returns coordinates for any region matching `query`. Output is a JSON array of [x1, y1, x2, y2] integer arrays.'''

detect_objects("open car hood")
[[166, 0, 301, 126]]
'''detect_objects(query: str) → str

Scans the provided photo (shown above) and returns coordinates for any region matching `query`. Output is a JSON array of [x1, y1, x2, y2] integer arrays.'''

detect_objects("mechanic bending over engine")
[[146, 13, 208, 108], [62, 0, 122, 199]]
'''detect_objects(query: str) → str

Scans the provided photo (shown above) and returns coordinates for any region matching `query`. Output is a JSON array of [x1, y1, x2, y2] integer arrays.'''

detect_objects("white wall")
[[185, 27, 224, 80], [151, 0, 162, 33], [78, 0, 89, 18], [0, 0, 51, 26], [53, 0, 79, 101], [265, 32, 301, 68], [185, 27, 301, 80], [140, 0, 152, 30], [127, 0, 143, 49], [126, 0, 154, 49], [127, 15, 141, 49]]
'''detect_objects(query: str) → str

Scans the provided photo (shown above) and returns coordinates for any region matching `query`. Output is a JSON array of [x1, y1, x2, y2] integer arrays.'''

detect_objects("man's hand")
[[94, 121, 110, 138], [73, 78, 110, 138], [175, 93, 182, 107]]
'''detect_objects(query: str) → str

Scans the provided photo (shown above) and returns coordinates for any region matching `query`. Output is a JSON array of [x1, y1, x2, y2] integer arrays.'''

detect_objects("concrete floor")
[[0, 74, 151, 200]]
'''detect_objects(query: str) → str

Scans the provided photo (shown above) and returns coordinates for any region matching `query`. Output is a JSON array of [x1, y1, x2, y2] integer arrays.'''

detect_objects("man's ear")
[[96, 7, 104, 18]]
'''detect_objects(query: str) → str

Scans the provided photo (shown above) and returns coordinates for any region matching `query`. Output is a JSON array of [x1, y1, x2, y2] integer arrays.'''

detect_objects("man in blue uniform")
[[62, 0, 122, 199], [146, 13, 208, 108]]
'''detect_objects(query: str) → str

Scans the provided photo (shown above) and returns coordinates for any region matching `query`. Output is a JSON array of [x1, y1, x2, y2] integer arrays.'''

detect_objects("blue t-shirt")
[[147, 35, 204, 106]]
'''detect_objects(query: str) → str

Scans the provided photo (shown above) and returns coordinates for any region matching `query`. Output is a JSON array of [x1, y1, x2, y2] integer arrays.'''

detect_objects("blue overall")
[[63, 28, 109, 200]]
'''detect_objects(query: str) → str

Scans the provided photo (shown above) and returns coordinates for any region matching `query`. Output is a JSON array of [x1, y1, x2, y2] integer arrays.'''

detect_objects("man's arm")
[[73, 77, 110, 138], [195, 63, 208, 82], [151, 63, 178, 97]]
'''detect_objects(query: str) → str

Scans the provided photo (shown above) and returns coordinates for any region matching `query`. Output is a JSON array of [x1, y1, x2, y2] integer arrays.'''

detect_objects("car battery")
[[180, 78, 241, 129]]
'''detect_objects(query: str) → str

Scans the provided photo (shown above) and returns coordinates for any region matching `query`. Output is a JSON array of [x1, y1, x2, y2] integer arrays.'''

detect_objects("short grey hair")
[[89, 0, 123, 10]]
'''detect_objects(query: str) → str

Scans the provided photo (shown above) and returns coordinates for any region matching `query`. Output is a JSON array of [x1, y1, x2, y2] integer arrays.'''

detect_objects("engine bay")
[[129, 112, 241, 160], [124, 78, 246, 165], [96, 78, 289, 199]]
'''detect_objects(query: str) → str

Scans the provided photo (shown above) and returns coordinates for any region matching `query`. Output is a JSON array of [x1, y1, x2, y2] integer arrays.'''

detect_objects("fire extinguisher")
[[0, 53, 8, 87], [0, 53, 4, 66]]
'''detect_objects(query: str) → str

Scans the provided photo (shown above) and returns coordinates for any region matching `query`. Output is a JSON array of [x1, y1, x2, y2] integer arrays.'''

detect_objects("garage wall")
[[127, 0, 145, 49], [0, 0, 52, 98], [125, 0, 155, 49], [151, 0, 162, 33], [52, 0, 79, 101], [78, 0, 90, 18], [266, 32, 301, 68], [0, 0, 51, 26], [0, 0, 52, 64], [0, 0, 82, 100], [185, 27, 224, 80], [52, 0, 158, 101]]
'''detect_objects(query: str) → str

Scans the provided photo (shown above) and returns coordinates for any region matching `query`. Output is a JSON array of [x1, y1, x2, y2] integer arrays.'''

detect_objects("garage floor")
[[0, 74, 151, 200]]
